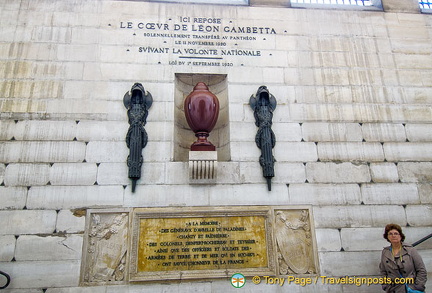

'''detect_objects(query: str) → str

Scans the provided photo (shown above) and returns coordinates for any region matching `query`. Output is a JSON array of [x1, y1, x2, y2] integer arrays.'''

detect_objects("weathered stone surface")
[[398, 162, 432, 182], [97, 162, 165, 185], [14, 121, 77, 141], [0, 260, 80, 289], [4, 163, 50, 186], [384, 143, 432, 161], [0, 235, 16, 261], [0, 142, 86, 163], [315, 229, 341, 252], [0, 186, 27, 210], [289, 184, 361, 205], [49, 163, 97, 185], [15, 235, 83, 261], [0, 163, 5, 184], [0, 120, 15, 140], [369, 162, 399, 183], [362, 123, 406, 142], [341, 228, 388, 251], [317, 142, 384, 162], [306, 162, 371, 183], [27, 186, 124, 209], [319, 251, 380, 276], [406, 124, 432, 142], [75, 120, 128, 141], [241, 162, 305, 184], [313, 205, 406, 228], [274, 142, 318, 162], [302, 123, 362, 142], [406, 205, 432, 226], [0, 210, 57, 234], [360, 183, 419, 204], [418, 183, 432, 204], [56, 210, 86, 233]]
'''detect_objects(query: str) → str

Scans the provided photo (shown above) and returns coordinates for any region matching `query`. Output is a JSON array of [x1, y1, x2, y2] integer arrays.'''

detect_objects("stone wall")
[[0, 0, 431, 292]]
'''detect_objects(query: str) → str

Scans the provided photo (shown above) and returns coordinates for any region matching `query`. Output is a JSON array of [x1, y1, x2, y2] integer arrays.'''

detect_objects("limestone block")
[[361, 123, 406, 142], [289, 184, 361, 205], [274, 142, 318, 162], [56, 210, 86, 234], [49, 163, 97, 185], [0, 210, 57, 234], [0, 141, 86, 163], [15, 235, 82, 261], [313, 205, 406, 228], [76, 121, 128, 141], [57, 44, 98, 62], [274, 162, 306, 183], [369, 163, 399, 183], [272, 123, 302, 142], [0, 187, 27, 209], [124, 184, 210, 207], [302, 122, 362, 142], [360, 183, 419, 204], [306, 162, 371, 183], [406, 124, 432, 142], [398, 162, 432, 183], [0, 260, 80, 289], [209, 184, 289, 206], [0, 163, 4, 184], [146, 122, 175, 142], [418, 184, 432, 204], [230, 141, 261, 161], [4, 163, 50, 186], [97, 162, 165, 185], [27, 186, 124, 210], [395, 54, 432, 69], [165, 162, 190, 185], [406, 205, 432, 226], [384, 142, 432, 161], [85, 141, 128, 163], [319, 251, 380, 276], [97, 163, 129, 185], [0, 120, 15, 140], [240, 162, 305, 185], [317, 142, 384, 162], [341, 228, 388, 251], [218, 162, 241, 184], [0, 235, 16, 261], [315, 229, 342, 252]]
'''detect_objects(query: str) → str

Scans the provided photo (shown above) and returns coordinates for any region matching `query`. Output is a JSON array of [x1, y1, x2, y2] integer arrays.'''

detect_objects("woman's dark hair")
[[383, 223, 405, 242]]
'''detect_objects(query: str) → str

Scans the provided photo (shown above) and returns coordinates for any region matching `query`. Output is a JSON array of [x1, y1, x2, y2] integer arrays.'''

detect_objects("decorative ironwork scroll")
[[124, 83, 152, 192], [250, 86, 277, 191]]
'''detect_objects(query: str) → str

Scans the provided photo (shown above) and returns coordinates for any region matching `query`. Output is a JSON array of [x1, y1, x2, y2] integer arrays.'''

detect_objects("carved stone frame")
[[129, 206, 277, 281], [80, 208, 131, 286]]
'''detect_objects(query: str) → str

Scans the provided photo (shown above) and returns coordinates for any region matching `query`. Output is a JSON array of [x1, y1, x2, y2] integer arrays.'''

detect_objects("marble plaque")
[[129, 206, 276, 281]]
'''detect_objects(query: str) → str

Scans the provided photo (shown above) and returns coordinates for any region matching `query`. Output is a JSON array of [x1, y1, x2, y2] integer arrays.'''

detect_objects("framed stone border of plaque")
[[80, 208, 130, 286]]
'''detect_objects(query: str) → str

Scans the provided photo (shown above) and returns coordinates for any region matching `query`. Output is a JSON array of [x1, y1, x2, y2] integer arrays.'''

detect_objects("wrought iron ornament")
[[250, 86, 277, 191], [124, 83, 152, 192]]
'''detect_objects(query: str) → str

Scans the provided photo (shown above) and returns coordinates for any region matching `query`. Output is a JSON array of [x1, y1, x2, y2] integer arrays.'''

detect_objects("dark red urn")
[[184, 82, 219, 151]]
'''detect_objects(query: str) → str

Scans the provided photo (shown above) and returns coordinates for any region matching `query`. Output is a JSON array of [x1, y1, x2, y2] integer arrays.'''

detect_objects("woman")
[[379, 224, 427, 293]]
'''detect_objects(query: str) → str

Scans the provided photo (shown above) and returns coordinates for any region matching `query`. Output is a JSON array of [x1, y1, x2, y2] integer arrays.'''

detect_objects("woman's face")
[[387, 229, 402, 245]]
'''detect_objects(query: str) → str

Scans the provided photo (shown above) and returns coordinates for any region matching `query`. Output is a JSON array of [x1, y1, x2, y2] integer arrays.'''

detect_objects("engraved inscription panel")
[[129, 207, 276, 281], [137, 216, 267, 272]]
